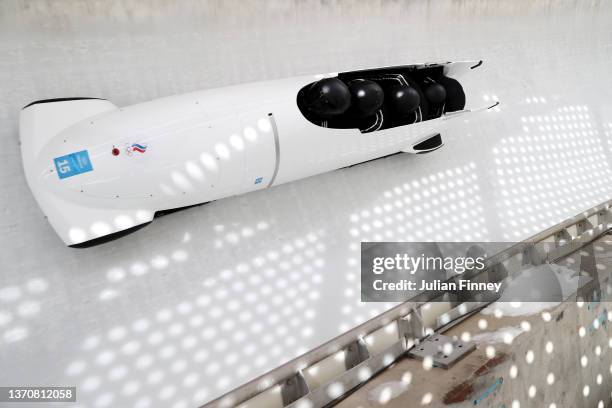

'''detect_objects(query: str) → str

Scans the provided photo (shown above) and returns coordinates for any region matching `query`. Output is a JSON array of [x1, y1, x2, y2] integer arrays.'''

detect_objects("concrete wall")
[[337, 235, 612, 407], [337, 299, 612, 408]]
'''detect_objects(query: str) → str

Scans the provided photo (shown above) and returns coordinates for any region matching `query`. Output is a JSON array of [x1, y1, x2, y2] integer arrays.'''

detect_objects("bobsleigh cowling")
[[20, 61, 497, 246]]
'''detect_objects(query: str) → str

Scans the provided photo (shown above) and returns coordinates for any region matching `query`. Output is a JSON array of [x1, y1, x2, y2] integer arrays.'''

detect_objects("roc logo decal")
[[125, 143, 148, 156]]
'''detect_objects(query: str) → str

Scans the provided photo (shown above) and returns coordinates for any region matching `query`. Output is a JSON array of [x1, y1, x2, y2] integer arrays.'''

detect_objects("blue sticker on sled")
[[54, 150, 93, 179]]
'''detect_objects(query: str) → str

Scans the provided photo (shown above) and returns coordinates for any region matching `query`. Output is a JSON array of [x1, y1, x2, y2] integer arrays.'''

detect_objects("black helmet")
[[388, 85, 420, 115], [304, 78, 351, 118], [435, 76, 465, 112], [425, 83, 447, 104], [348, 80, 384, 117]]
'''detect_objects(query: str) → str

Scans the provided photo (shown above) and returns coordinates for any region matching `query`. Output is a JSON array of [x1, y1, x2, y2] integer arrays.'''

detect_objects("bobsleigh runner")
[[20, 60, 497, 246]]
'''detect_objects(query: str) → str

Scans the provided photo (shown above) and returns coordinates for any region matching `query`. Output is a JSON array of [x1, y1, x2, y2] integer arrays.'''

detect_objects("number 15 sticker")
[[53, 150, 93, 179]]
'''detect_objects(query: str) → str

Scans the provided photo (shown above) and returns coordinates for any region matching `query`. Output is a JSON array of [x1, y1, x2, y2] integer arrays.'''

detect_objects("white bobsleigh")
[[20, 60, 497, 246]]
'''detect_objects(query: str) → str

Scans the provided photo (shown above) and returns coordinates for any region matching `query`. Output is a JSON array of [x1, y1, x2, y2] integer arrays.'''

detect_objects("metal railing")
[[203, 198, 612, 408]]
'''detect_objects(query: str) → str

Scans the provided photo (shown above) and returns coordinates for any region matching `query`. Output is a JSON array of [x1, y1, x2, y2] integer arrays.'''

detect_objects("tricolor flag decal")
[[131, 143, 148, 153]]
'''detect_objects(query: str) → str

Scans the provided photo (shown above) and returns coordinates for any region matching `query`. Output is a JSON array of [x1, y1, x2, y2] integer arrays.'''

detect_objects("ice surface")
[[472, 326, 524, 344], [480, 263, 585, 317], [367, 380, 410, 404], [2, 1, 612, 407]]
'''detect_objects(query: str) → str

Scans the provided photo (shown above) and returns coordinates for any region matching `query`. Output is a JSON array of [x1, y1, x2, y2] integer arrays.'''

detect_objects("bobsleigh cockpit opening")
[[296, 64, 466, 133]]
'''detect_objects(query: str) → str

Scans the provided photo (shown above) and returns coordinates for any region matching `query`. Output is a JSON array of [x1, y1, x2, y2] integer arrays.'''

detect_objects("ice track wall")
[[2, 1, 612, 407]]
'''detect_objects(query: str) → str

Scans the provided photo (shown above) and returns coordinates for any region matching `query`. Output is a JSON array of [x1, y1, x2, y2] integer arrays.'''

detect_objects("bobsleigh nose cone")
[[348, 80, 384, 117], [425, 83, 447, 104], [388, 85, 420, 115], [304, 77, 351, 118]]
